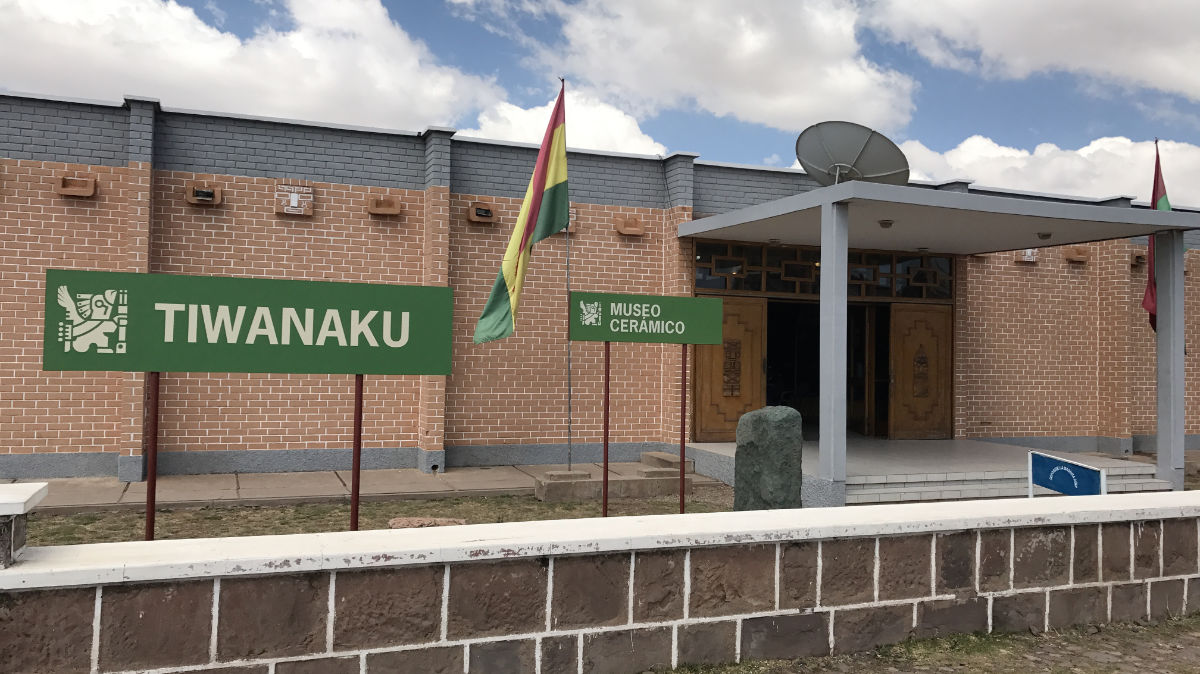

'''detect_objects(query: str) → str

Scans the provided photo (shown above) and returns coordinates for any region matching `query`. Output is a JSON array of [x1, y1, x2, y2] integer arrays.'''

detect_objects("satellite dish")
[[794, 121, 909, 187]]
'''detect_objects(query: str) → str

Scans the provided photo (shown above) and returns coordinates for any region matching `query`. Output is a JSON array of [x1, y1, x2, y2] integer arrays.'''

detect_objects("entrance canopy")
[[680, 180, 1199, 255], [679, 178, 1200, 506]]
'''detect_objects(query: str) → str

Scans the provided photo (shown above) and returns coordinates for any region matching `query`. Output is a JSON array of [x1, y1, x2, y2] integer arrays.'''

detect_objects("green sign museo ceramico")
[[569, 292, 722, 344], [43, 269, 452, 375]]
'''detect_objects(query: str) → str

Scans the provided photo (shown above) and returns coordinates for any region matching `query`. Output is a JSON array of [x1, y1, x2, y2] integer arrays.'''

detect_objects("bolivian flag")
[[473, 83, 569, 343], [1142, 141, 1171, 331]]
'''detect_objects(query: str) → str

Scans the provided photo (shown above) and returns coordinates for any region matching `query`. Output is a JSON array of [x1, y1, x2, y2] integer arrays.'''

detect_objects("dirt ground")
[[26, 483, 736, 546], [676, 615, 1200, 673]]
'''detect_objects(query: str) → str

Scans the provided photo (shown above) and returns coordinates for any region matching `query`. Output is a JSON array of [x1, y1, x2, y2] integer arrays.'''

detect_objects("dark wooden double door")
[[696, 298, 951, 442]]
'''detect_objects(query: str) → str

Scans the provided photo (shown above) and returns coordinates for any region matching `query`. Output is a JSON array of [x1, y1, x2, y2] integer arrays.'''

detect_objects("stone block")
[[833, 604, 913, 654], [1150, 579, 1185, 620], [1102, 522, 1131, 581], [540, 635, 578, 674], [552, 554, 629, 629], [640, 451, 694, 473], [740, 613, 829, 660], [1163, 519, 1198, 576], [1013, 526, 1070, 589], [633, 550, 684, 622], [991, 592, 1045, 633], [1073, 524, 1100, 583], [367, 646, 464, 673], [1188, 578, 1200, 615], [734, 406, 803, 510], [821, 538, 875, 605], [780, 541, 818, 609], [581, 627, 672, 674], [99, 580, 213, 670], [333, 565, 443, 649], [0, 516, 11, 569], [1133, 521, 1161, 579], [936, 531, 975, 595], [175, 662, 268, 666], [913, 598, 988, 638], [0, 587, 96, 674], [979, 529, 1011, 592], [678, 621, 737, 666], [275, 656, 358, 674], [447, 558, 546, 639], [689, 545, 775, 617], [217, 573, 328, 660], [1048, 587, 1107, 629], [468, 639, 535, 674], [878, 535, 932, 600], [1110, 583, 1146, 622]]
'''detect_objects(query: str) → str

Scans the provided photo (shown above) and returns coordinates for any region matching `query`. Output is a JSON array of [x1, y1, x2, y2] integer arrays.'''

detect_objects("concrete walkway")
[[9, 463, 718, 513]]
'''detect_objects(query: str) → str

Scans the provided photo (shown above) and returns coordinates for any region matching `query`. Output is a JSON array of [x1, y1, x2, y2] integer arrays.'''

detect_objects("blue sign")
[[1029, 452, 1106, 496]]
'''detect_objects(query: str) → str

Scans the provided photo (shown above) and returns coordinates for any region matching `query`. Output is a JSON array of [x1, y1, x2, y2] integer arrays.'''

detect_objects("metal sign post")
[[350, 374, 364, 531], [568, 292, 721, 517], [43, 269, 453, 538]]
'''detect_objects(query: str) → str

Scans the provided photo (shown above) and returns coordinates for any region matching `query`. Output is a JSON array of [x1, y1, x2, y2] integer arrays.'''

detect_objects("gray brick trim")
[[125, 98, 157, 164], [153, 111, 426, 189], [423, 128, 453, 189], [0, 96, 129, 166], [693, 163, 821, 216], [664, 153, 695, 208]]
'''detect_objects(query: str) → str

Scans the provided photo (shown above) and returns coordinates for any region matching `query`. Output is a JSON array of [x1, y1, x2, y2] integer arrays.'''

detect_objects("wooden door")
[[889, 304, 952, 439], [696, 297, 766, 442]]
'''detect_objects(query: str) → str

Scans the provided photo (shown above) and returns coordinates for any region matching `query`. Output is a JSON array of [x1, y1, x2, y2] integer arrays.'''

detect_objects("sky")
[[2, 0, 1200, 205]]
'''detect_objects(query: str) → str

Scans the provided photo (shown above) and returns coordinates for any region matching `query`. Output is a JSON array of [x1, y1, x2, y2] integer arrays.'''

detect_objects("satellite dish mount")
[[795, 121, 909, 187]]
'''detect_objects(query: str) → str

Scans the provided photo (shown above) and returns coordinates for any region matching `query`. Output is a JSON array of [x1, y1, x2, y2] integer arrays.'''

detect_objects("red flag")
[[1142, 141, 1172, 331]]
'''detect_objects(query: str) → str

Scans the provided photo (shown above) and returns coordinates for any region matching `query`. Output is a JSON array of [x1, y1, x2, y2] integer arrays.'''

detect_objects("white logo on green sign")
[[579, 301, 602, 326], [56, 285, 128, 354]]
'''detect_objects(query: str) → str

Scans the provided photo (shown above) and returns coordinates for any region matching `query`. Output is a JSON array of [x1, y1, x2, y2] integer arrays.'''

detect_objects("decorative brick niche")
[[616, 215, 645, 236], [366, 196, 403, 216], [274, 182, 314, 216], [51, 175, 96, 197]]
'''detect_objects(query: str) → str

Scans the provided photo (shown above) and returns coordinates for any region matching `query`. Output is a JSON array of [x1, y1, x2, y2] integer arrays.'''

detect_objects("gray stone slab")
[[121, 474, 239, 503], [17, 477, 128, 508], [437, 466, 535, 491], [333, 469, 452, 495], [236, 471, 348, 498], [735, 407, 804, 510]]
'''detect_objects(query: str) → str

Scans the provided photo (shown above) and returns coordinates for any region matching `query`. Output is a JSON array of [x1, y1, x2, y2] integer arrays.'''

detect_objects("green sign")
[[569, 292, 722, 344], [43, 269, 452, 375]]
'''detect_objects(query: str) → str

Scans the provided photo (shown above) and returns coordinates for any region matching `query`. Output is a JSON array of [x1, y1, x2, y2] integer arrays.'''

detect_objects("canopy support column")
[[1156, 230, 1186, 490], [815, 200, 849, 507]]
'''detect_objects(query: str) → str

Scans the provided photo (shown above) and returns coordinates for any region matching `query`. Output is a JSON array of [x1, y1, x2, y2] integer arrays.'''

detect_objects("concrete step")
[[846, 476, 1172, 504], [535, 474, 693, 502], [640, 452, 695, 473]]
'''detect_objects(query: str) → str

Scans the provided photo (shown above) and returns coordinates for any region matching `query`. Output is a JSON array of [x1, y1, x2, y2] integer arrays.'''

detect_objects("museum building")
[[1, 92, 1198, 497]]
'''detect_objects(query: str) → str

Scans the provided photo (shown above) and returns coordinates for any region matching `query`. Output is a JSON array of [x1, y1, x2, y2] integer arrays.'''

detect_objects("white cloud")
[[491, 0, 916, 134], [902, 136, 1200, 206], [0, 0, 503, 130], [866, 0, 1200, 101], [461, 89, 667, 155]]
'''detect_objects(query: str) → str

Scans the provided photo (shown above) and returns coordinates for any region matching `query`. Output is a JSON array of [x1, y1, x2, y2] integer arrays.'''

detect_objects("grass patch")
[[28, 486, 734, 546]]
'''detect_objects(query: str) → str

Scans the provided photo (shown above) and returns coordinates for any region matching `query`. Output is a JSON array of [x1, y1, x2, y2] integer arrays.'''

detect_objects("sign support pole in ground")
[[144, 371, 160, 541], [602, 340, 610, 517], [350, 374, 364, 531], [681, 342, 691, 510]]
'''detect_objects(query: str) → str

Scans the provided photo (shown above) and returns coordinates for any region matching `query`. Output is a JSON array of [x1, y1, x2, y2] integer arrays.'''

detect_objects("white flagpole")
[[566, 214, 573, 471]]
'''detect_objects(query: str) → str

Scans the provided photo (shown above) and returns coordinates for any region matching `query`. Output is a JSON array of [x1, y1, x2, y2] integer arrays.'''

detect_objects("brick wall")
[[0, 159, 147, 458], [445, 194, 686, 446], [3, 495, 1198, 672]]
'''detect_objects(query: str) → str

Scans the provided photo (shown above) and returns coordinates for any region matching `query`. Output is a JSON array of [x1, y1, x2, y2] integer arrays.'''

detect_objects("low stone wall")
[[2, 493, 1200, 673]]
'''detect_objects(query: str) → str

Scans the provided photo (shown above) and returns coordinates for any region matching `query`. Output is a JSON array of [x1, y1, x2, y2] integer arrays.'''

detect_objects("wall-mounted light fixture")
[[184, 181, 223, 206], [467, 202, 496, 224], [1036, 232, 1052, 241], [878, 219, 894, 229]]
